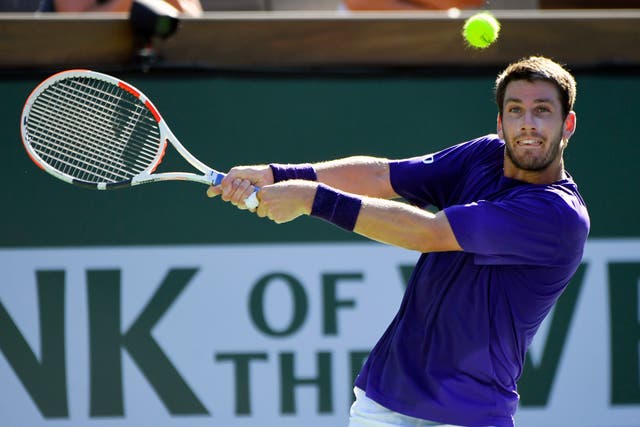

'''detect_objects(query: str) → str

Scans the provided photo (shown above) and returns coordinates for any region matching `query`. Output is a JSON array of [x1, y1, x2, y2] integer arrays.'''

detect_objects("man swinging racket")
[[208, 56, 590, 427]]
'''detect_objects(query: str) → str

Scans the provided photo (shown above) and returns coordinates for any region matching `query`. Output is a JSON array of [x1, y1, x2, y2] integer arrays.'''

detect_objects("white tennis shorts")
[[348, 387, 497, 427]]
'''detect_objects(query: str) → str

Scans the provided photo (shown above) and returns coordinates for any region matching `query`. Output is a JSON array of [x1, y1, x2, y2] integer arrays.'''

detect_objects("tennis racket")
[[20, 69, 259, 209]]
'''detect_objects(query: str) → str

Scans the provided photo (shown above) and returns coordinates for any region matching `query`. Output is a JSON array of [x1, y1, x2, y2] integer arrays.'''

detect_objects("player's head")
[[495, 56, 577, 119], [495, 57, 578, 181]]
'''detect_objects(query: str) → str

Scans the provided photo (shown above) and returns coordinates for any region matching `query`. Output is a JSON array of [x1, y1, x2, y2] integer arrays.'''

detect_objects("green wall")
[[1, 71, 638, 247]]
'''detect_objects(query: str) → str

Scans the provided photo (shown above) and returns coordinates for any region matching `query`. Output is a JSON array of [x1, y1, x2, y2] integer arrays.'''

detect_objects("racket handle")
[[245, 191, 259, 210], [209, 171, 259, 209]]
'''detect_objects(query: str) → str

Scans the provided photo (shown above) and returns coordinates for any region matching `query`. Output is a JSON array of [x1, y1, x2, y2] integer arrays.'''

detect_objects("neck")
[[504, 157, 565, 184]]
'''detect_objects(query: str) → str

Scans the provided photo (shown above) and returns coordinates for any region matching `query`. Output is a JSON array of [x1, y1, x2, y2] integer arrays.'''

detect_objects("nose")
[[521, 110, 536, 131]]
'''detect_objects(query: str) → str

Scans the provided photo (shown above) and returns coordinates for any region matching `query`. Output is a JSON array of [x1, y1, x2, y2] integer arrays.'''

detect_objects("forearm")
[[353, 197, 461, 253], [305, 183, 461, 253], [235, 176, 461, 253], [312, 156, 398, 199]]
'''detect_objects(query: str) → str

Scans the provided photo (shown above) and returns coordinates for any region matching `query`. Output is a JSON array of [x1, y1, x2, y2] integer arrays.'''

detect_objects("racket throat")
[[206, 170, 224, 186]]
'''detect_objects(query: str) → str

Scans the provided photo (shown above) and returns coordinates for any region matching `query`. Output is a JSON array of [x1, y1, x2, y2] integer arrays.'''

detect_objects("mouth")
[[516, 138, 543, 147]]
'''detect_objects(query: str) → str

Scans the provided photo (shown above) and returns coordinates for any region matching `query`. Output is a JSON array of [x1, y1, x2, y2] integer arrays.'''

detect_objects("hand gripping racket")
[[20, 69, 259, 209]]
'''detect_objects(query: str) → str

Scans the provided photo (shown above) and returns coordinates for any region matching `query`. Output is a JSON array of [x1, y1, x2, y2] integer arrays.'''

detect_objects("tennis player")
[[208, 56, 590, 427]]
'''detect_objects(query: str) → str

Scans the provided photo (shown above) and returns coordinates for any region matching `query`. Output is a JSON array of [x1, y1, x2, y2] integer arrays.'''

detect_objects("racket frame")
[[21, 69, 227, 191]]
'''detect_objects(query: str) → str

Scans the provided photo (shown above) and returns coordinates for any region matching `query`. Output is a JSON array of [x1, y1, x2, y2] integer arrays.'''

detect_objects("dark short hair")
[[495, 56, 577, 118]]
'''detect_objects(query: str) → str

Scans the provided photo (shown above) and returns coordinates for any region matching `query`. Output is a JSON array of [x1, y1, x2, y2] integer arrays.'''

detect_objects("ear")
[[563, 111, 577, 140], [497, 113, 504, 139]]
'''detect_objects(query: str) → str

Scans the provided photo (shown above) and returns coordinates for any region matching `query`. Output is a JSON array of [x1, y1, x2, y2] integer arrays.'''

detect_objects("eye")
[[507, 106, 521, 114], [536, 105, 551, 113]]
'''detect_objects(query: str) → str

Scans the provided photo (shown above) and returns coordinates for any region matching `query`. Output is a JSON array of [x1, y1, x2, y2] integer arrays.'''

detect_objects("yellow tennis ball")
[[463, 12, 500, 49]]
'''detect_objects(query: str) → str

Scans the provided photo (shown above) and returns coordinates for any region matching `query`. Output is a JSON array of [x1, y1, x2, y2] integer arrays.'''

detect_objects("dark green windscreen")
[[1, 72, 637, 247]]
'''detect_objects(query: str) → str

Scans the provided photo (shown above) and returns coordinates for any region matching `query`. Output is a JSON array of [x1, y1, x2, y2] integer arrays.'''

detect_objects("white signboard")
[[1, 240, 639, 426]]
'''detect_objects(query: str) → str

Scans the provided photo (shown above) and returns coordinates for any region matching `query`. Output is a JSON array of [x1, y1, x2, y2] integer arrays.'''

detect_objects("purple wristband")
[[269, 163, 317, 183], [310, 184, 362, 232]]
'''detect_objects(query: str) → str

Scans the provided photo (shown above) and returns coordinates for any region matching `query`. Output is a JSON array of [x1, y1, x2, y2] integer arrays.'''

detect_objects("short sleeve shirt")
[[354, 134, 590, 427]]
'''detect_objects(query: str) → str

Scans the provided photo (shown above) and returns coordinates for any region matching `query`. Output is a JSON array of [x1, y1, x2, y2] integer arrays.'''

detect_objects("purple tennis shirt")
[[354, 134, 590, 427]]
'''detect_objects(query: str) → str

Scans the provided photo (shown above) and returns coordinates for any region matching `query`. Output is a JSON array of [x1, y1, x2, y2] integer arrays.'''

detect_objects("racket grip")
[[245, 191, 259, 210], [209, 171, 259, 209]]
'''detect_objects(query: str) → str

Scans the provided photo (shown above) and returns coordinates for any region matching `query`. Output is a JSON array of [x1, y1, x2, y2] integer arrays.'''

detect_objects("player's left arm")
[[255, 180, 462, 253], [354, 194, 462, 253]]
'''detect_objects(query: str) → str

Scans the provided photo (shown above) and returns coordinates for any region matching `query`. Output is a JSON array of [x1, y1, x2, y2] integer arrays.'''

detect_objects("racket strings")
[[36, 81, 158, 158], [32, 78, 159, 180], [29, 97, 153, 181], [28, 86, 153, 182], [25, 76, 164, 183]]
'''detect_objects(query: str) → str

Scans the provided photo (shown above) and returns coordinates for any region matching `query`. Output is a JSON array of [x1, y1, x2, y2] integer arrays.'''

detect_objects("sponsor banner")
[[1, 240, 639, 426]]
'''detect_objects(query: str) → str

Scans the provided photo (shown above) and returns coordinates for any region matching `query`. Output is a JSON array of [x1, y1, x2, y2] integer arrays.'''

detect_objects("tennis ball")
[[462, 12, 500, 49]]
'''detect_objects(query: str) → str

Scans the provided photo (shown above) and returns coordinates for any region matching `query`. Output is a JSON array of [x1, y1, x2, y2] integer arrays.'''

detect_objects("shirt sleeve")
[[389, 135, 502, 209], [444, 190, 581, 266]]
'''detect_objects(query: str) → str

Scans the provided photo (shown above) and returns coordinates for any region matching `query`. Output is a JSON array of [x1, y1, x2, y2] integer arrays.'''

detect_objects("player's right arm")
[[314, 156, 399, 199], [207, 156, 399, 205]]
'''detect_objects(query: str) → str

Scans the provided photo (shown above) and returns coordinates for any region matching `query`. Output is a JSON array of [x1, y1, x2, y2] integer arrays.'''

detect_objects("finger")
[[233, 179, 252, 205], [222, 178, 245, 203], [219, 176, 234, 201], [256, 201, 267, 218], [206, 185, 221, 198], [226, 179, 248, 208]]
